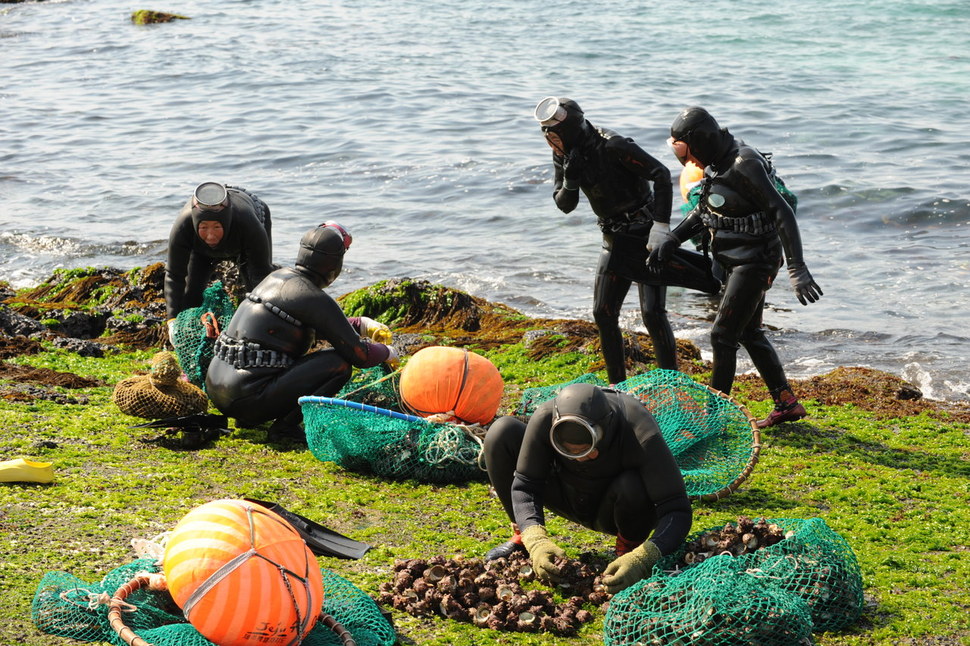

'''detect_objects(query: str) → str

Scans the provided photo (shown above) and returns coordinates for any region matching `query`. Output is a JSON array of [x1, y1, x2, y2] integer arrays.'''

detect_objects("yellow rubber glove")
[[383, 345, 400, 369], [521, 524, 566, 584], [359, 316, 392, 344], [601, 540, 661, 594]]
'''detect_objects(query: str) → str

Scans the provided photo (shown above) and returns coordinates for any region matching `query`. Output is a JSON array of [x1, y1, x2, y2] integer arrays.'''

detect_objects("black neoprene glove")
[[563, 150, 583, 190], [787, 261, 823, 305]]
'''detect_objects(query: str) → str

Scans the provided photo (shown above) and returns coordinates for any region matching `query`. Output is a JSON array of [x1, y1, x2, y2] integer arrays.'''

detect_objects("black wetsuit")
[[550, 124, 676, 383], [483, 390, 692, 553], [205, 266, 391, 429], [663, 141, 806, 395], [164, 187, 273, 319]]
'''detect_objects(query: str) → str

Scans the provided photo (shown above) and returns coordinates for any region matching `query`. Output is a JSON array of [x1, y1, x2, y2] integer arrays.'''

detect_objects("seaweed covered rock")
[[130, 10, 190, 24]]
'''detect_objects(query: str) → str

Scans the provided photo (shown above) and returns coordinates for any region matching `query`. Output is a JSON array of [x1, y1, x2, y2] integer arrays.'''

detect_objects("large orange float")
[[399, 346, 504, 425], [162, 499, 323, 646]]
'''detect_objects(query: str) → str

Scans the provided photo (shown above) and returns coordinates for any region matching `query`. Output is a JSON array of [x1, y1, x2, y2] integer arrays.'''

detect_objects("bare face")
[[668, 137, 703, 168], [197, 220, 225, 247], [543, 130, 567, 156], [559, 441, 599, 462]]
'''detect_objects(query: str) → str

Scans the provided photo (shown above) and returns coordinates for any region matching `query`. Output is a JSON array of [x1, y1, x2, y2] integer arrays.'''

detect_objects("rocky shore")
[[2, 264, 968, 423]]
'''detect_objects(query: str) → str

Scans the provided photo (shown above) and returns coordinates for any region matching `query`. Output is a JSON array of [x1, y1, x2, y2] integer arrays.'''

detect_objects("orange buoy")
[[162, 499, 323, 646], [679, 161, 704, 201], [399, 346, 504, 425]]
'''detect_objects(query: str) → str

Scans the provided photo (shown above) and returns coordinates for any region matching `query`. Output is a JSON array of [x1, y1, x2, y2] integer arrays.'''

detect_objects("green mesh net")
[[171, 282, 236, 389], [616, 370, 760, 501], [515, 370, 760, 501], [604, 517, 863, 645], [31, 557, 396, 646], [515, 372, 609, 416], [336, 364, 401, 408], [302, 367, 488, 484]]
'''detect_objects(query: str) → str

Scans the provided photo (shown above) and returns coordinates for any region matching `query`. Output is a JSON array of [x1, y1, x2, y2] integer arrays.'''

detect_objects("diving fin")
[[129, 413, 229, 430], [608, 233, 722, 295], [244, 498, 372, 560]]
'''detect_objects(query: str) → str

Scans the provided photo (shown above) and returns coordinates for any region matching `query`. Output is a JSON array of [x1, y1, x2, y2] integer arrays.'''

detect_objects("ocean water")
[[2, 0, 969, 401]]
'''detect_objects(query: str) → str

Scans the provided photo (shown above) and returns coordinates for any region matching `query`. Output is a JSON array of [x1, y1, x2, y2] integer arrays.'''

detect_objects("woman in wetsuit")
[[649, 107, 823, 428], [164, 182, 275, 324], [482, 383, 692, 594], [205, 223, 397, 441], [534, 97, 677, 384]]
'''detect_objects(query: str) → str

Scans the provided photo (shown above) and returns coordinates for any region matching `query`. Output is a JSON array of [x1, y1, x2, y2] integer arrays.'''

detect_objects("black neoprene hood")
[[671, 106, 731, 167]]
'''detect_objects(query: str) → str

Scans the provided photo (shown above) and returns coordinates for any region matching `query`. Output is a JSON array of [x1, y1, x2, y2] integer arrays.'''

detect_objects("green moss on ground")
[[1, 276, 968, 645]]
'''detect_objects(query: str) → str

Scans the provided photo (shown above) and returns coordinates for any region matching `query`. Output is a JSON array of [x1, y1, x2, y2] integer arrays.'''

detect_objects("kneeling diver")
[[205, 222, 397, 441]]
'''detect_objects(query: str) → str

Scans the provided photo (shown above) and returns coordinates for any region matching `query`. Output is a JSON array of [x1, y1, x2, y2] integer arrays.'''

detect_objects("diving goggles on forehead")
[[549, 409, 606, 460], [534, 97, 568, 127], [322, 221, 353, 250], [193, 182, 229, 212]]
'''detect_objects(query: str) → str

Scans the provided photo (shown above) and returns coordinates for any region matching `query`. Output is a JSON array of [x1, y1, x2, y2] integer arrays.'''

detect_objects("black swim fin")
[[129, 413, 230, 430], [244, 498, 372, 560], [608, 233, 722, 295]]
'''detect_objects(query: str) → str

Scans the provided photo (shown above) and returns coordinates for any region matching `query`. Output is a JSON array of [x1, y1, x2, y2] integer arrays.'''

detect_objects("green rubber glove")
[[601, 540, 661, 594], [521, 524, 566, 583]]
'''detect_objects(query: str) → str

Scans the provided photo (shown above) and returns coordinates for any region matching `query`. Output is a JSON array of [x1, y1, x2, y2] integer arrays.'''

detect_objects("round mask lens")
[[550, 416, 599, 459], [534, 97, 566, 126], [194, 182, 228, 210]]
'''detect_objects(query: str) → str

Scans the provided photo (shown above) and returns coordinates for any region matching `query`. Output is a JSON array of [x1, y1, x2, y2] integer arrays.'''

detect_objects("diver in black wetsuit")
[[164, 182, 274, 331], [205, 223, 398, 441], [534, 97, 685, 384], [648, 107, 823, 428], [482, 383, 692, 595]]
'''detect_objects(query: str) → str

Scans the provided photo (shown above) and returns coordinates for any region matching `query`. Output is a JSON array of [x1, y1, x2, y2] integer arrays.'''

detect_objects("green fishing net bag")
[[604, 554, 816, 646], [302, 366, 488, 484], [616, 370, 760, 501], [710, 517, 864, 632], [170, 281, 236, 388], [611, 515, 864, 643], [31, 557, 395, 646], [517, 370, 760, 501]]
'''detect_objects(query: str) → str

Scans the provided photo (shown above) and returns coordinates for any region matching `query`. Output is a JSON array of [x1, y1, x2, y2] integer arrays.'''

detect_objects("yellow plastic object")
[[0, 458, 55, 484], [371, 328, 392, 345]]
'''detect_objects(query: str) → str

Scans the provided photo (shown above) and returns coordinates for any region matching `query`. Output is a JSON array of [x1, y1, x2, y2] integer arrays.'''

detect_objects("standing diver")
[[482, 382, 692, 595], [649, 107, 823, 428], [534, 97, 716, 385], [205, 222, 398, 441], [164, 182, 275, 341]]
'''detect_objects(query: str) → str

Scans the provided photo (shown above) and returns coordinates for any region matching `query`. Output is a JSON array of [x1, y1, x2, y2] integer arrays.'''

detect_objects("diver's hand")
[[359, 316, 392, 344], [563, 149, 583, 190], [521, 525, 566, 584], [383, 345, 400, 369], [646, 234, 678, 271], [646, 222, 670, 252], [787, 262, 823, 305], [601, 540, 661, 595]]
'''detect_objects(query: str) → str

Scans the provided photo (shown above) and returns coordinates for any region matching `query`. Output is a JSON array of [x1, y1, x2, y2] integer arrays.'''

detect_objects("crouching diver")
[[483, 383, 692, 595], [205, 222, 398, 441], [648, 107, 823, 428], [164, 182, 275, 342]]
